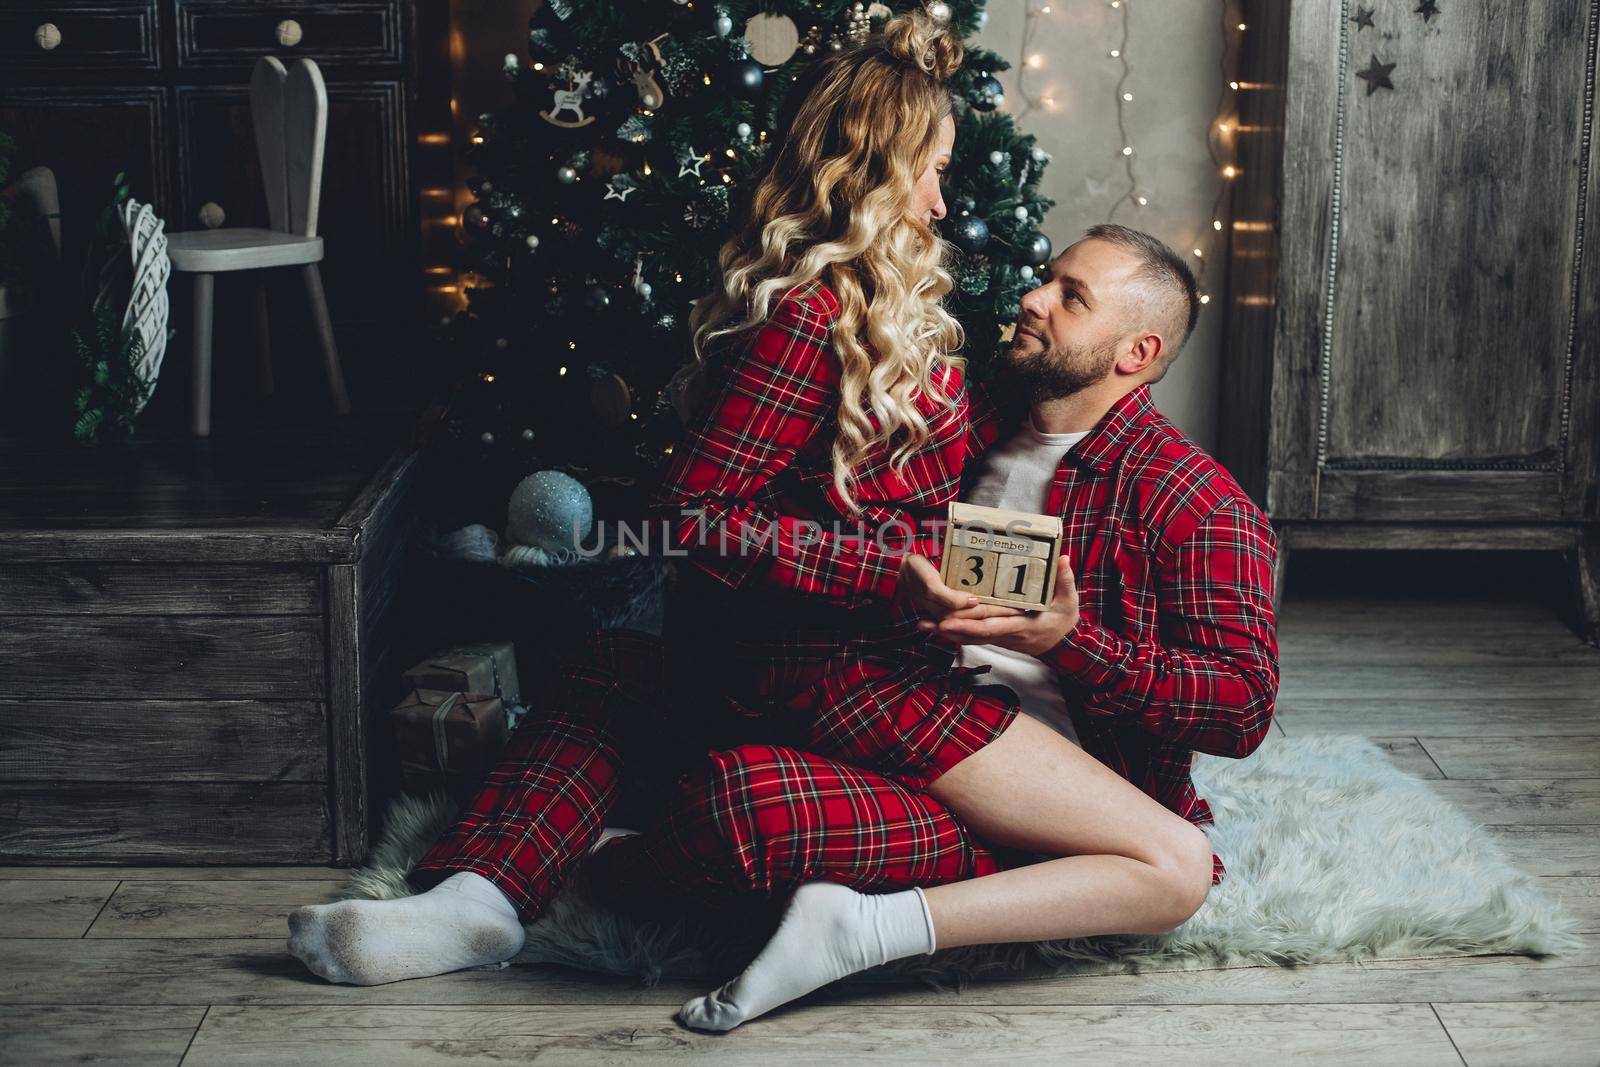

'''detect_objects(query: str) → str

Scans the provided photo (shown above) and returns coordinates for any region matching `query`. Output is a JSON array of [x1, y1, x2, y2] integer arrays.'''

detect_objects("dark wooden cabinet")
[[1220, 0, 1600, 636], [0, 0, 439, 420]]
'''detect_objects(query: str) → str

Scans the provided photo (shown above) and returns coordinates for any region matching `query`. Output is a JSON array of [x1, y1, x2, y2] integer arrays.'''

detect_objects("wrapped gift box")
[[402, 641, 525, 729], [390, 687, 508, 792]]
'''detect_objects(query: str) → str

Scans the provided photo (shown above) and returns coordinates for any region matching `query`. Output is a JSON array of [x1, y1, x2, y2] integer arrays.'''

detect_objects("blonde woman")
[[287, 13, 1219, 1010]]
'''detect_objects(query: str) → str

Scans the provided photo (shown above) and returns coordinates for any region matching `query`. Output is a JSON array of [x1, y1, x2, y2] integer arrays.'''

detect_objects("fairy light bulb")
[[1122, 92, 1134, 101], [1213, 220, 1223, 230]]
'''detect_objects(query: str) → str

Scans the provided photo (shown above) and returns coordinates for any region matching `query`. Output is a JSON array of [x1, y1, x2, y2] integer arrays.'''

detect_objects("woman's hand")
[[896, 553, 979, 620], [916, 555, 1081, 656]]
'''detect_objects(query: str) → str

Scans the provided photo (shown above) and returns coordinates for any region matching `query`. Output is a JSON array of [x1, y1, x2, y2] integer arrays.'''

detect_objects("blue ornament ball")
[[507, 470, 593, 555]]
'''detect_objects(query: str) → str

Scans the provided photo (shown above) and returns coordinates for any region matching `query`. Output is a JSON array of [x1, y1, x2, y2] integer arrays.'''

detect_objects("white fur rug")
[[344, 735, 1581, 985]]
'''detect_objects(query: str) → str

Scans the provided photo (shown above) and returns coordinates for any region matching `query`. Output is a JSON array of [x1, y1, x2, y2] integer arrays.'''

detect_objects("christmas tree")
[[433, 0, 1056, 505]]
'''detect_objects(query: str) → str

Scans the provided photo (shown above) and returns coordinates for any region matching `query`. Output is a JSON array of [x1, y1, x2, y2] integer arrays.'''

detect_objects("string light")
[[1097, 0, 1242, 306]]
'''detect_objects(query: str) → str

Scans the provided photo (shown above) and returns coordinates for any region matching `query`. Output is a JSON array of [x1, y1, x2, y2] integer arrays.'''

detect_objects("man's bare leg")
[[677, 715, 1211, 1030]]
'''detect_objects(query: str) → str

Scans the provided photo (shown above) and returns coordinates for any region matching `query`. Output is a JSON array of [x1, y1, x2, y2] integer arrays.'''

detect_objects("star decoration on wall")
[[1356, 53, 1395, 94], [1351, 6, 1376, 31], [1415, 0, 1441, 22], [676, 145, 709, 178], [604, 174, 637, 202], [1355, 54, 1397, 95]]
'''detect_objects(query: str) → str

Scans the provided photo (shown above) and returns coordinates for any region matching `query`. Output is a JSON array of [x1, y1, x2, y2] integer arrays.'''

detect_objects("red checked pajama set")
[[412, 279, 1279, 918]]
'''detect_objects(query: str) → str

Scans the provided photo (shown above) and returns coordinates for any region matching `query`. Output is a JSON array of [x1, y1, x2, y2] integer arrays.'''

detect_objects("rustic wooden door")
[[1263, 0, 1599, 523]]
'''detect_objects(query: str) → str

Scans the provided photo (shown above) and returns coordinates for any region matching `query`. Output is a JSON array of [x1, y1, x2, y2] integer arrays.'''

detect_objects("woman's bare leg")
[[673, 718, 1213, 1031], [925, 713, 1214, 945]]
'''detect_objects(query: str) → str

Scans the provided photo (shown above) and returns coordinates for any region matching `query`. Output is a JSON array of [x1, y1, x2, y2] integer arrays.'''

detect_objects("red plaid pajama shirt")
[[416, 280, 1278, 914]]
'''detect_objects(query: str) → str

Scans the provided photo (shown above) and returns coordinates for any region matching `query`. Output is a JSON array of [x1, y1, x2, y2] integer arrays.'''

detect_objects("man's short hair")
[[1082, 223, 1200, 376]]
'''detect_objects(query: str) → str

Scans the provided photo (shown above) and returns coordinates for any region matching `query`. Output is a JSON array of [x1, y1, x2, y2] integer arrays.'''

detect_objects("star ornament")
[[1355, 54, 1396, 96], [604, 174, 637, 202], [1415, 0, 1441, 22], [1351, 5, 1376, 30], [676, 145, 709, 178]]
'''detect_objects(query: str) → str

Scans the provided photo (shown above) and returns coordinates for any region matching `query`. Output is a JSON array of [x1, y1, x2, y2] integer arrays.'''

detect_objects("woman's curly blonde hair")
[[683, 10, 966, 513]]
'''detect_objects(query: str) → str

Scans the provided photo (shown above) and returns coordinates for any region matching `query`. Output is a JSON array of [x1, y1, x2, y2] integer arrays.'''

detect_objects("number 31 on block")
[[938, 501, 1063, 612]]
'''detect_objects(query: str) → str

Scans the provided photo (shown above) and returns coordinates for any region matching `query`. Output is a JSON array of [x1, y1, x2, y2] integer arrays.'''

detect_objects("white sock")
[[287, 871, 525, 986], [677, 881, 936, 1032]]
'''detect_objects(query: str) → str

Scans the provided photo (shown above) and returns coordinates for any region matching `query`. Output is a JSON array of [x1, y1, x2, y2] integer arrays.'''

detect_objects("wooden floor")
[[2, 592, 1597, 1065]]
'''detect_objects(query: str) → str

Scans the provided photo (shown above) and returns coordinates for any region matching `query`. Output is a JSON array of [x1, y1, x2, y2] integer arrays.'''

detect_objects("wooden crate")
[[0, 416, 424, 864]]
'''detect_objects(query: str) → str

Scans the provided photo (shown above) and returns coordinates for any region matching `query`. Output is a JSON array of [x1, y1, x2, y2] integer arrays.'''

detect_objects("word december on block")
[[939, 501, 1063, 611]]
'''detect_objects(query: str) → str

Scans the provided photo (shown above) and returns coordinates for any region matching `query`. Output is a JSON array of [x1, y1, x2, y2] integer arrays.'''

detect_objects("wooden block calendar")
[[939, 501, 1063, 611]]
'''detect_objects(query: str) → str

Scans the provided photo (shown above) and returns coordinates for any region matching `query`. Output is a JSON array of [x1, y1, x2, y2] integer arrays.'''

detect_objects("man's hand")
[[916, 555, 1081, 656], [897, 553, 979, 621]]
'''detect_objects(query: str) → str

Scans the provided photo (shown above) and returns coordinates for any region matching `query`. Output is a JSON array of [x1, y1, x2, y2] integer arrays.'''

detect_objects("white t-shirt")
[[954, 417, 1088, 745]]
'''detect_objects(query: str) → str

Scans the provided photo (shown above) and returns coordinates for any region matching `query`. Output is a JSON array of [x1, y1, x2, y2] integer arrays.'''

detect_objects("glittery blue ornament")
[[507, 470, 593, 557]]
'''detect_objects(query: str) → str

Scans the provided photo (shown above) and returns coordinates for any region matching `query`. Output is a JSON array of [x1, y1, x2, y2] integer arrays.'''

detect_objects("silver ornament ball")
[[736, 121, 752, 140], [525, 234, 540, 250], [927, 2, 952, 24], [480, 431, 496, 446], [989, 150, 1006, 166], [715, 14, 734, 36], [556, 165, 577, 184], [1020, 265, 1035, 280], [1013, 206, 1030, 221], [636, 281, 653, 300], [507, 470, 594, 555]]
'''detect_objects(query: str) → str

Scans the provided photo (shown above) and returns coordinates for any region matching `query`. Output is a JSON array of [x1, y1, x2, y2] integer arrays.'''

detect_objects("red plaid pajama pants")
[[411, 628, 1019, 919]]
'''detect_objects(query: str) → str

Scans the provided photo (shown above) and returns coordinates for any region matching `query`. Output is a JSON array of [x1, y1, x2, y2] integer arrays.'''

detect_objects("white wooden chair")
[[166, 56, 350, 437]]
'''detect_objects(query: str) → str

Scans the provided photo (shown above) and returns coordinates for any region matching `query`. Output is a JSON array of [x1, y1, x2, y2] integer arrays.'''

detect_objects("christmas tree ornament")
[[1022, 231, 1053, 264], [676, 144, 710, 178], [604, 174, 638, 203], [950, 215, 990, 254], [585, 285, 612, 311], [1013, 206, 1030, 221], [1019, 265, 1035, 281], [540, 66, 597, 127], [495, 337, 509, 349], [481, 431, 496, 446], [480, 180, 494, 193], [727, 58, 765, 98], [684, 200, 712, 228], [735, 121, 753, 141], [556, 165, 578, 184], [619, 38, 668, 109], [715, 8, 734, 37], [989, 150, 1006, 167], [972, 73, 1004, 111], [848, 3, 872, 42], [507, 470, 594, 556], [464, 204, 489, 229], [590, 372, 633, 426], [1031, 146, 1050, 163], [744, 13, 800, 66], [525, 234, 540, 250], [522, 428, 535, 442], [927, 2, 952, 25], [636, 281, 652, 300], [503, 53, 520, 76]]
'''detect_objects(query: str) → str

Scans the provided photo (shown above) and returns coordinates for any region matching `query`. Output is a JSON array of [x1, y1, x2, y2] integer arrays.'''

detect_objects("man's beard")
[[1003, 329, 1120, 402]]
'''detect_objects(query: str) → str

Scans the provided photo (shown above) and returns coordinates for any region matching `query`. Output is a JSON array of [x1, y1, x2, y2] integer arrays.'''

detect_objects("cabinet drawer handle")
[[275, 19, 303, 47], [35, 22, 62, 51]]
